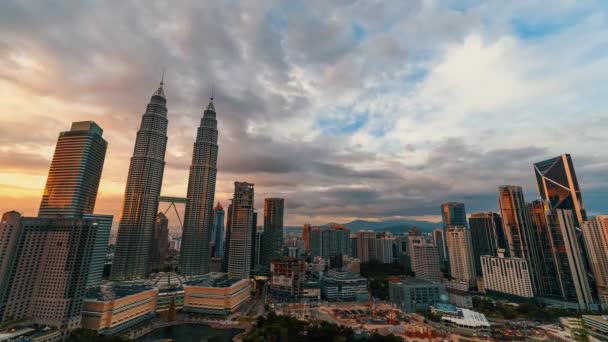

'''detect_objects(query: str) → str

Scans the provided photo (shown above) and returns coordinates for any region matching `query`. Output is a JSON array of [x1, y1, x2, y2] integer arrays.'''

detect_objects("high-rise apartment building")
[[112, 81, 168, 281], [412, 244, 442, 283], [582, 216, 608, 307], [150, 212, 169, 273], [261, 198, 284, 267], [445, 226, 476, 287], [227, 182, 255, 279], [481, 253, 534, 299], [441, 202, 467, 228], [302, 224, 311, 253], [498, 185, 543, 294], [212, 202, 225, 259], [180, 98, 220, 276], [38, 121, 107, 218], [469, 212, 505, 276], [534, 154, 587, 226], [0, 213, 102, 336]]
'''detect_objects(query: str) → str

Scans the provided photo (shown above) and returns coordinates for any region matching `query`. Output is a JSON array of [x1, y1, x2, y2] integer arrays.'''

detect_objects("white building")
[[481, 252, 534, 298], [445, 226, 476, 287]]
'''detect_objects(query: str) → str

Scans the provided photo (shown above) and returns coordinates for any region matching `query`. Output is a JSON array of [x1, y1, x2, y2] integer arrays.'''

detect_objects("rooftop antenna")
[[161, 66, 165, 86]]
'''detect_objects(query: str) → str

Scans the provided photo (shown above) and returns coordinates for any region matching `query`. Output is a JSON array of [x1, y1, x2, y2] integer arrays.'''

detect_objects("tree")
[[66, 329, 130, 342]]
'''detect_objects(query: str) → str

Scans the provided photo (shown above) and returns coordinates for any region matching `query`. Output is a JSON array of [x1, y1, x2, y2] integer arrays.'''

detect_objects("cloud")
[[0, 0, 607, 225]]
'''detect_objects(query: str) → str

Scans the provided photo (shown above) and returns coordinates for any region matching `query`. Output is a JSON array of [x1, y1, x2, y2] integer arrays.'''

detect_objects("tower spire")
[[153, 67, 166, 99]]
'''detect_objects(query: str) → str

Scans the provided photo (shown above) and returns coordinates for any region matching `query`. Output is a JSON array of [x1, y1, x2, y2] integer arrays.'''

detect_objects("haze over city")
[[1, 1, 607, 227]]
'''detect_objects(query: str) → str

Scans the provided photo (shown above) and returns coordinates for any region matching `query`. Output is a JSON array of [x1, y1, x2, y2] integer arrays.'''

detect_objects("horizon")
[[1, 1, 607, 226]]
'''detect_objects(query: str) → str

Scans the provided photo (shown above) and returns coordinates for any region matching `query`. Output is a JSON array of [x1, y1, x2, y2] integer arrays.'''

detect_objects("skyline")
[[1, 1, 608, 226]]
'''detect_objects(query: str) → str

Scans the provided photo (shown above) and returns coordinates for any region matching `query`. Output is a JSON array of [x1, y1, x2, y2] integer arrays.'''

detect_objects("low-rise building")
[[82, 285, 157, 335], [431, 303, 490, 333], [320, 270, 368, 302], [183, 273, 251, 315], [582, 315, 608, 341], [388, 277, 447, 312]]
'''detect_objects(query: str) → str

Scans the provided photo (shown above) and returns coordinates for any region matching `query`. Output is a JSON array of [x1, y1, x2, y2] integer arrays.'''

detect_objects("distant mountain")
[[283, 219, 441, 237]]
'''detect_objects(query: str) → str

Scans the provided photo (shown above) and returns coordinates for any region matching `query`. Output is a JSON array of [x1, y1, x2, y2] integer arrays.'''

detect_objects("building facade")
[[481, 253, 534, 299], [112, 81, 169, 281], [469, 212, 505, 276], [82, 285, 158, 335], [270, 258, 306, 302], [534, 154, 587, 227], [183, 273, 251, 315], [311, 225, 350, 260], [227, 182, 255, 279], [0, 214, 102, 336], [445, 226, 476, 287], [583, 216, 608, 307], [38, 121, 107, 218], [412, 244, 442, 283], [212, 202, 225, 259], [150, 212, 169, 273], [302, 224, 311, 253], [320, 270, 368, 302], [180, 98, 220, 276], [261, 198, 284, 267], [441, 202, 467, 228], [389, 277, 447, 313]]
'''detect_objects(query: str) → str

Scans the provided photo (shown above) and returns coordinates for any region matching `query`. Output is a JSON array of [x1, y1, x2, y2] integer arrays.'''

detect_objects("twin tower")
[[111, 79, 219, 280]]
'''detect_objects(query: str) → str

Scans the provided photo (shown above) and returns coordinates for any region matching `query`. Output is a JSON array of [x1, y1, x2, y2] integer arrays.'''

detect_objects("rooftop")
[[184, 272, 244, 288], [85, 284, 155, 301]]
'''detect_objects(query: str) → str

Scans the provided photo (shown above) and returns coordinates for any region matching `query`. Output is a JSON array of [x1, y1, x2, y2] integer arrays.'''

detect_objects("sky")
[[0, 0, 607, 227]]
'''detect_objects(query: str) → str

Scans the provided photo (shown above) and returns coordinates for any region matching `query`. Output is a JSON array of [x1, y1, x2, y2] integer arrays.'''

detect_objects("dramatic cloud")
[[0, 0, 607, 227]]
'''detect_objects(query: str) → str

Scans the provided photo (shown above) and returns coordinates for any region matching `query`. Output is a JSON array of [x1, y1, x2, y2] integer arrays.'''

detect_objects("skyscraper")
[[302, 224, 311, 253], [223, 203, 233, 272], [150, 212, 169, 273], [39, 121, 107, 218], [407, 228, 423, 270], [534, 154, 587, 226], [498, 185, 543, 294], [469, 212, 505, 276], [445, 226, 476, 287], [375, 232, 394, 264], [547, 210, 594, 309], [261, 199, 284, 268], [432, 228, 448, 264], [582, 216, 608, 306], [112, 80, 168, 281], [250, 210, 258, 270], [227, 182, 255, 279], [528, 200, 561, 297], [212, 202, 225, 259], [441, 202, 467, 229], [180, 98, 219, 276]]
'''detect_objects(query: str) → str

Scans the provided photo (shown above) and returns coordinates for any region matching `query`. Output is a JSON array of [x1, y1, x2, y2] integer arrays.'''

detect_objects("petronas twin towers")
[[111, 79, 219, 280]]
